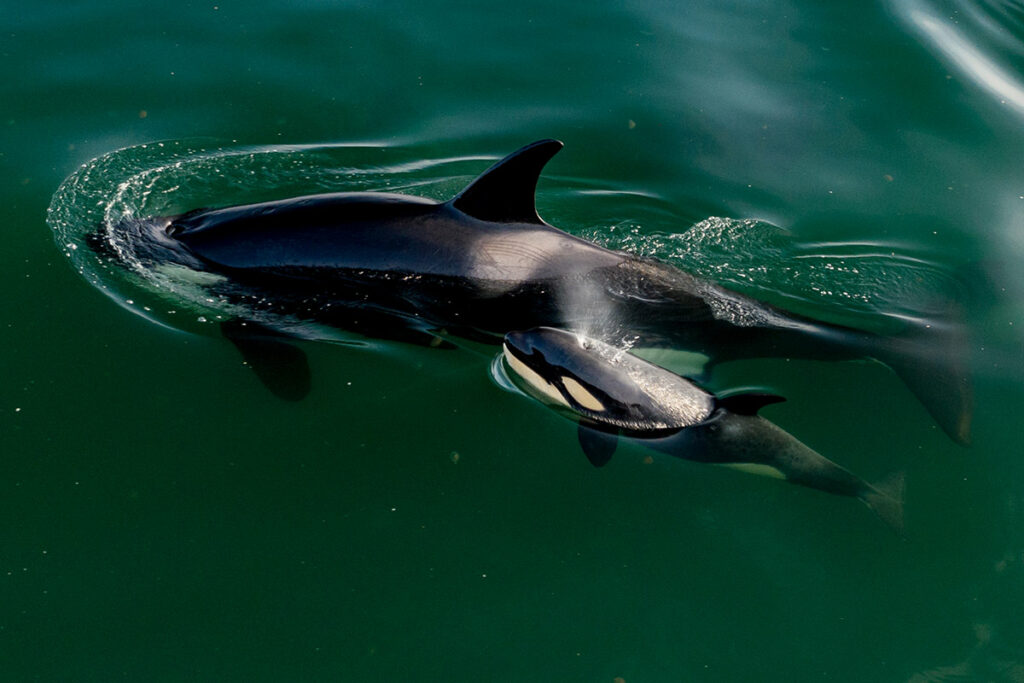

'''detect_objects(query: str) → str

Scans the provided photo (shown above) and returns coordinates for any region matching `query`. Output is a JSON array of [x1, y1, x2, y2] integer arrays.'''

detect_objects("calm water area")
[[3, 0, 1024, 680]]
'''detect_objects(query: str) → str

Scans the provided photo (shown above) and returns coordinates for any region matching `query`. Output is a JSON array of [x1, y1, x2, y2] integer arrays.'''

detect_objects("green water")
[[5, 0, 1024, 680]]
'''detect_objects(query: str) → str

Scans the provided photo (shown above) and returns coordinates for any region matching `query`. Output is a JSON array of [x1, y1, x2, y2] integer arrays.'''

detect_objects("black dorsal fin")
[[717, 392, 786, 416], [448, 139, 563, 224]]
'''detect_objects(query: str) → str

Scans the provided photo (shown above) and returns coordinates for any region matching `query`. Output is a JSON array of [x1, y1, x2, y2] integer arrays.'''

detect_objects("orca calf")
[[501, 326, 905, 532], [94, 140, 971, 442]]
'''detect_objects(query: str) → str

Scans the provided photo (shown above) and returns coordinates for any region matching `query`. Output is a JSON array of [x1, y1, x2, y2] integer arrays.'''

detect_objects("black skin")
[[133, 192, 870, 356], [499, 326, 904, 533], [643, 410, 870, 497], [96, 140, 971, 442], [605, 410, 903, 534]]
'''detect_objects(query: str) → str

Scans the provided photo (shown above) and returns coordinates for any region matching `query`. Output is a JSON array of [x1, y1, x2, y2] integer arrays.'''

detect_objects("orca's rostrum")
[[91, 139, 972, 443]]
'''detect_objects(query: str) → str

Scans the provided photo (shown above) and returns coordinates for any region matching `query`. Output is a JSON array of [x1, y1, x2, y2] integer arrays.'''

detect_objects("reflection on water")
[[583, 215, 965, 333], [895, 0, 1024, 118]]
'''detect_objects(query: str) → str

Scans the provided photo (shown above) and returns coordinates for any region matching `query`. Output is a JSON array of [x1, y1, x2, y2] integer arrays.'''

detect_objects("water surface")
[[4, 0, 1024, 680]]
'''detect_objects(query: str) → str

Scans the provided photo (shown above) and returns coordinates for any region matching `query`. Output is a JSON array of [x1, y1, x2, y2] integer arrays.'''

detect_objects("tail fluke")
[[872, 317, 973, 446], [861, 471, 906, 536]]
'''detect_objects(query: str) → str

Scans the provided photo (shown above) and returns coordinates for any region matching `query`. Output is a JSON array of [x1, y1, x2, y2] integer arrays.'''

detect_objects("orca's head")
[[88, 215, 208, 272], [501, 327, 715, 433]]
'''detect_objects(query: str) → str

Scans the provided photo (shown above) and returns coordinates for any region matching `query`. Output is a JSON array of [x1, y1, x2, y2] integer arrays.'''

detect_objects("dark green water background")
[[4, 0, 1024, 680]]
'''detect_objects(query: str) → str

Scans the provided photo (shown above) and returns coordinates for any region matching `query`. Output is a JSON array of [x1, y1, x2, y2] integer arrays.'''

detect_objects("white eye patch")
[[561, 377, 606, 412], [503, 344, 571, 409]]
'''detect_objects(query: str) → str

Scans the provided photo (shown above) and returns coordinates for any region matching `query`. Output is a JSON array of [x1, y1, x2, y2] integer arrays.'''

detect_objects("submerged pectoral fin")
[[221, 320, 311, 401], [577, 421, 619, 467], [718, 462, 788, 479]]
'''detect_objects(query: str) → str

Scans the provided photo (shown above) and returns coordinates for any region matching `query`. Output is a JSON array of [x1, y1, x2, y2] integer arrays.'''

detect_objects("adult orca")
[[94, 139, 971, 442], [500, 326, 905, 533]]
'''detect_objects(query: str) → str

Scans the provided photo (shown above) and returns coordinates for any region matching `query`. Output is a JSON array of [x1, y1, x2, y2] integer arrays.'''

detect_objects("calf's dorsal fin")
[[717, 392, 786, 416], [449, 139, 563, 224]]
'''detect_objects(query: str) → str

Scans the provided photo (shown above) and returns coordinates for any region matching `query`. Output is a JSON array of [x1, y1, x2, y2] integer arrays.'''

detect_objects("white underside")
[[718, 462, 787, 480]]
